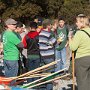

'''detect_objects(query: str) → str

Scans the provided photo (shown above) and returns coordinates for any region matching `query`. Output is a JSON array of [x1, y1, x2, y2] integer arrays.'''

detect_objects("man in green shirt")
[[2, 18, 24, 84]]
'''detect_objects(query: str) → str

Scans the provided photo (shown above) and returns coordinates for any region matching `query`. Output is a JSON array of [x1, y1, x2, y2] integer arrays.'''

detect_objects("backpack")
[[26, 35, 40, 55]]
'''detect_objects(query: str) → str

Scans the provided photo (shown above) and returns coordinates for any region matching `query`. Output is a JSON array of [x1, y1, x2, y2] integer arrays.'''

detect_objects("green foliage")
[[1, 0, 42, 20], [58, 0, 90, 24], [0, 1, 6, 10], [46, 0, 64, 18], [0, 0, 90, 24], [2, 3, 42, 19]]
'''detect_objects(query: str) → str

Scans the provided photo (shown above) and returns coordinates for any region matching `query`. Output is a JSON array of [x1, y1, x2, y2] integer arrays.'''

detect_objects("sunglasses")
[[12, 24, 16, 25]]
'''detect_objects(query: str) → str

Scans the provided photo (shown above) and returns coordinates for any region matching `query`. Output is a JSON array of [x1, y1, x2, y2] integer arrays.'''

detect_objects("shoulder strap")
[[81, 30, 90, 38]]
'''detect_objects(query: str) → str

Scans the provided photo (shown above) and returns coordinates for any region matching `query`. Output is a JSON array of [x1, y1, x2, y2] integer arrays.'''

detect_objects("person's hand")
[[65, 41, 69, 47], [68, 31, 73, 38], [57, 38, 62, 44]]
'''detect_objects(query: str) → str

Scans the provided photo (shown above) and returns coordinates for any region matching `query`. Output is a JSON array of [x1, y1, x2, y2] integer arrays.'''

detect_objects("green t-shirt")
[[3, 30, 21, 60], [56, 26, 68, 50]]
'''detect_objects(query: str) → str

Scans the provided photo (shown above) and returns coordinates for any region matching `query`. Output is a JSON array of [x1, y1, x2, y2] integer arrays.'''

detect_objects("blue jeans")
[[27, 58, 40, 83], [41, 58, 54, 90], [55, 47, 66, 71], [3, 60, 18, 85], [42, 58, 55, 73], [3, 60, 18, 77]]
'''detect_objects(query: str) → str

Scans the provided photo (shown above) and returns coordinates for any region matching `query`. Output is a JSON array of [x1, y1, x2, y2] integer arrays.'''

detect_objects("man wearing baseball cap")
[[2, 18, 24, 85]]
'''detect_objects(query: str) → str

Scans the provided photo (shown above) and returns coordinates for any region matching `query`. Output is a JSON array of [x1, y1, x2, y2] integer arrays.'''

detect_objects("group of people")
[[0, 14, 90, 90]]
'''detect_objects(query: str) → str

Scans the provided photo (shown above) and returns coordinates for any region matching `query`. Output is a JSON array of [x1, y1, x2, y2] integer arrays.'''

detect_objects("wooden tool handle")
[[12, 60, 60, 80], [28, 73, 70, 88], [72, 51, 75, 90]]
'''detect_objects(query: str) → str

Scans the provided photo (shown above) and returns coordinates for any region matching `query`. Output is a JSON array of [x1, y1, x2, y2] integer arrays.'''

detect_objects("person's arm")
[[69, 31, 81, 51], [17, 42, 24, 48], [49, 35, 57, 46], [22, 35, 27, 48], [0, 42, 3, 55], [65, 40, 69, 47], [10, 32, 24, 49], [0, 42, 3, 49]]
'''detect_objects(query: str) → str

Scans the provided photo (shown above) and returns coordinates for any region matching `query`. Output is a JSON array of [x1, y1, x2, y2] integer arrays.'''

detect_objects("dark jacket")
[[23, 31, 39, 55]]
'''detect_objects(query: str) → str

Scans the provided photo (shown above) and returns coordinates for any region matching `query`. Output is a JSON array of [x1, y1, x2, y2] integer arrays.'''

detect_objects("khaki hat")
[[5, 18, 17, 25], [77, 14, 86, 17]]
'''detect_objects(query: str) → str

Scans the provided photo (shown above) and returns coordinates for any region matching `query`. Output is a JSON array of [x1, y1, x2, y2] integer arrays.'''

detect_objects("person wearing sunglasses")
[[2, 18, 24, 85]]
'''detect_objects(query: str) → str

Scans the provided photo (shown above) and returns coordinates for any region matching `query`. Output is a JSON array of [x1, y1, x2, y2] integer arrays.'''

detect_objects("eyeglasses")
[[12, 24, 16, 25]]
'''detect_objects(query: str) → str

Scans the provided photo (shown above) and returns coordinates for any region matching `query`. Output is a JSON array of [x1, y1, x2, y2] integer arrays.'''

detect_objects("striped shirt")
[[39, 29, 57, 59]]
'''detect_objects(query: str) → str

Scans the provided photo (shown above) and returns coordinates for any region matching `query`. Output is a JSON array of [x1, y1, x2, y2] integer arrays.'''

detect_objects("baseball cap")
[[5, 18, 17, 25]]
